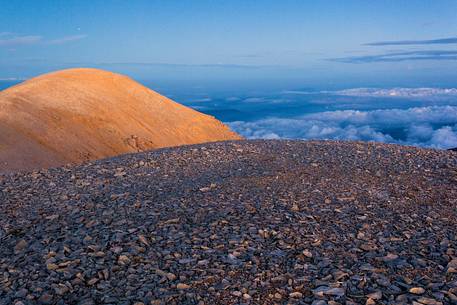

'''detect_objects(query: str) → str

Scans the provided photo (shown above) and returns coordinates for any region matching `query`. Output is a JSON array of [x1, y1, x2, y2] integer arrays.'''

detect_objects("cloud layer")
[[228, 106, 457, 149], [331, 50, 457, 63], [365, 37, 457, 46], [333, 87, 457, 98], [335, 36, 457, 64], [0, 33, 86, 47], [47, 34, 87, 45], [0, 35, 42, 47], [284, 87, 457, 99]]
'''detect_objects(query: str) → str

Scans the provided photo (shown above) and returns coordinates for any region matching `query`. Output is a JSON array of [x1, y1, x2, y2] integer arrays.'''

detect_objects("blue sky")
[[1, 0, 457, 87]]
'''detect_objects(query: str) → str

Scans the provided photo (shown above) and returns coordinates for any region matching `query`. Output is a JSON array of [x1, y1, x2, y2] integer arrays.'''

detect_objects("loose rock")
[[0, 140, 456, 304]]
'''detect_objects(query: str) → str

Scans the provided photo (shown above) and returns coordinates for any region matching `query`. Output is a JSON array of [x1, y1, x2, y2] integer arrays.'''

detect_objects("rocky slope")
[[0, 68, 241, 172], [0, 140, 456, 305]]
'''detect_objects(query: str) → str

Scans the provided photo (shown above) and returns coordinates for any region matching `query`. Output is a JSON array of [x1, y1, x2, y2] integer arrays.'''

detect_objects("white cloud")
[[188, 97, 212, 103], [244, 97, 265, 103], [47, 34, 87, 45], [228, 106, 457, 149], [333, 87, 457, 98], [429, 127, 457, 148], [283, 87, 457, 100], [242, 97, 289, 104], [0, 33, 87, 47], [0, 77, 25, 81], [282, 90, 316, 95], [0, 35, 42, 46]]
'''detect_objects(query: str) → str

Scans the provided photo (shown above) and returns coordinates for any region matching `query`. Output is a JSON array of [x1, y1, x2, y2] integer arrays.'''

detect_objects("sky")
[[1, 1, 457, 149], [2, 0, 457, 88]]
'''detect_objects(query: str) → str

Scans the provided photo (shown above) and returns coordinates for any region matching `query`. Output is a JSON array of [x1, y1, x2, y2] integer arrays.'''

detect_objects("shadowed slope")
[[0, 68, 241, 171]]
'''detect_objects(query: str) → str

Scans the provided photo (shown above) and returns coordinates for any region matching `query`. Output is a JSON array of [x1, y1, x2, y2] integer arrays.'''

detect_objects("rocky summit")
[[0, 68, 241, 172], [0, 140, 456, 305]]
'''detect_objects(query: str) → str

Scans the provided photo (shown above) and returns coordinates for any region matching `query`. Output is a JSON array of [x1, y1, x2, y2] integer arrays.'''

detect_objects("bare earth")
[[0, 140, 456, 305], [0, 68, 241, 172]]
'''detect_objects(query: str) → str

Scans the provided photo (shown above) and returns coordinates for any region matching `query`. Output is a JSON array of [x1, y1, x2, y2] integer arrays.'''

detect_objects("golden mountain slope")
[[0, 68, 241, 171]]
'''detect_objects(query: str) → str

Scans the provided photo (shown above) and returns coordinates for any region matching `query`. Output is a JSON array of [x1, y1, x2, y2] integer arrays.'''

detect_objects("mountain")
[[0, 140, 456, 304], [0, 68, 241, 171]]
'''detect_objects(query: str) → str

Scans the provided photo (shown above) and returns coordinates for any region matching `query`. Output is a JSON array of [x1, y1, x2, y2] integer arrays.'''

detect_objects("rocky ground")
[[1, 140, 456, 305]]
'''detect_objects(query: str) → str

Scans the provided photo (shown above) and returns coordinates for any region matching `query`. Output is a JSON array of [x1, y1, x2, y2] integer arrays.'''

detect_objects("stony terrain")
[[0, 140, 456, 305]]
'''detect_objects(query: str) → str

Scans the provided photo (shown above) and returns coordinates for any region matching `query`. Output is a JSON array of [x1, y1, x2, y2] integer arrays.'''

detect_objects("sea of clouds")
[[228, 105, 457, 149], [332, 87, 457, 99], [284, 87, 457, 100]]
